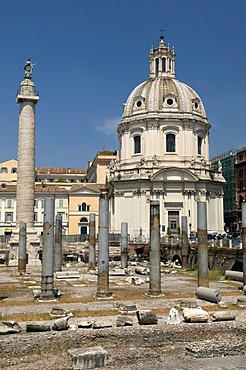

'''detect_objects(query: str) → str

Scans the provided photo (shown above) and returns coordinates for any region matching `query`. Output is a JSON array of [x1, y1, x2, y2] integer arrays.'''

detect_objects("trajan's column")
[[10, 59, 40, 266]]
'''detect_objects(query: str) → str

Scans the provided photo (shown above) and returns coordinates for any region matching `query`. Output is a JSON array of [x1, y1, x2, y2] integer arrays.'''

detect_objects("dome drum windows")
[[133, 96, 146, 111], [162, 94, 178, 109], [166, 133, 176, 153], [163, 126, 179, 154], [134, 135, 141, 154], [192, 98, 201, 112], [130, 128, 143, 156], [198, 136, 203, 155]]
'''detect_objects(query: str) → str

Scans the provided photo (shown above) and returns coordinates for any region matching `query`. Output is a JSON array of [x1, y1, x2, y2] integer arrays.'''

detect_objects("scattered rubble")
[[186, 337, 245, 358]]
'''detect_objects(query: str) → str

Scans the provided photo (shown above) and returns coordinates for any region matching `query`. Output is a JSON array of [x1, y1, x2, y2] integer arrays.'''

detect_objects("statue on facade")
[[24, 58, 36, 78]]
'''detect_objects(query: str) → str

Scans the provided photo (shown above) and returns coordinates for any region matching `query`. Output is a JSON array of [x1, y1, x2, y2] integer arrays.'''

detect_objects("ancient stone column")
[[95, 194, 112, 298], [14, 64, 40, 265], [197, 202, 209, 287], [148, 200, 161, 296], [121, 222, 128, 269], [181, 216, 189, 269], [54, 214, 62, 272], [18, 221, 26, 273], [88, 213, 96, 270], [40, 198, 55, 300]]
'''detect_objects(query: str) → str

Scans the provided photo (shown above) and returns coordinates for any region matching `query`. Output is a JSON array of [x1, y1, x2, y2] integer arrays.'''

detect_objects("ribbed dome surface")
[[122, 77, 207, 122]]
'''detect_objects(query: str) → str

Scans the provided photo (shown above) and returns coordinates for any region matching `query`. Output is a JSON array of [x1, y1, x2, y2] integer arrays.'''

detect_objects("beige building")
[[0, 182, 68, 236], [0, 159, 18, 183], [0, 154, 113, 237], [86, 151, 118, 183]]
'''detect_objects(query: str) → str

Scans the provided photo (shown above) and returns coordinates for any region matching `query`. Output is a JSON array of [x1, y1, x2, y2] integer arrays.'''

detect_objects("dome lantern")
[[149, 34, 175, 79]]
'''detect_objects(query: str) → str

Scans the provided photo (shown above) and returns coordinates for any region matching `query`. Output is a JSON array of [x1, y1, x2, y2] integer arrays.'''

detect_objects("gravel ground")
[[0, 265, 246, 369]]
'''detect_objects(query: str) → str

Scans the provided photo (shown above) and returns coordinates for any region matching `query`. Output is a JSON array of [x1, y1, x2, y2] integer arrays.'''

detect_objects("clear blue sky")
[[0, 0, 246, 168]]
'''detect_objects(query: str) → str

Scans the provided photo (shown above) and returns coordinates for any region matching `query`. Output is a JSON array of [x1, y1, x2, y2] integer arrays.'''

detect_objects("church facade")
[[108, 35, 225, 240]]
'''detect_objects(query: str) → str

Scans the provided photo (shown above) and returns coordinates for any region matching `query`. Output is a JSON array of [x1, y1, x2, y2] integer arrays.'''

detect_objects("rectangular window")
[[239, 169, 243, 177], [1, 167, 7, 173], [168, 210, 179, 232], [166, 134, 176, 152], [134, 135, 141, 154], [6, 199, 12, 208], [58, 199, 63, 208], [198, 137, 202, 155], [34, 212, 38, 222], [34, 199, 38, 208], [5, 212, 13, 222]]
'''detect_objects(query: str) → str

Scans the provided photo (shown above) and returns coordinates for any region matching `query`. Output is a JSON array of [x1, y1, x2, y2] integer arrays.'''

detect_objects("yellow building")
[[68, 183, 106, 236]]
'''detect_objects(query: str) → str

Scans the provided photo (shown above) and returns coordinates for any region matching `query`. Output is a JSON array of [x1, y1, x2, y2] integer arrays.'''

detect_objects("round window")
[[136, 100, 142, 108], [167, 98, 173, 106]]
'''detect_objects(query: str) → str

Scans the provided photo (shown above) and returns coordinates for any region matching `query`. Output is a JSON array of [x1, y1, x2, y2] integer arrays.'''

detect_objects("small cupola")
[[149, 34, 176, 79]]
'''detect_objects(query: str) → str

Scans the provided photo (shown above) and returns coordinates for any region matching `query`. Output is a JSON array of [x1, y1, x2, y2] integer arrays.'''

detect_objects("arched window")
[[155, 58, 159, 76], [198, 136, 202, 155], [134, 135, 141, 154], [162, 57, 166, 72], [166, 133, 176, 152], [82, 202, 87, 211], [80, 217, 88, 223]]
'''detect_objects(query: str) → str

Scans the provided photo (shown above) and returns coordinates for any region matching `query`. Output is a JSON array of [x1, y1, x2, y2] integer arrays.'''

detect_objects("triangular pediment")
[[69, 183, 105, 195], [151, 167, 199, 182]]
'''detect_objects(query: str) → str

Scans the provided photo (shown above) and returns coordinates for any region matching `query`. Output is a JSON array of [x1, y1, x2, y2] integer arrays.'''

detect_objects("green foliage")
[[208, 269, 225, 281]]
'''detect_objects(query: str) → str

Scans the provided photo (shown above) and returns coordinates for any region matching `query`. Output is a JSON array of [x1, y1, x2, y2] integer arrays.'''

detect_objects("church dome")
[[122, 78, 207, 122], [121, 35, 208, 125]]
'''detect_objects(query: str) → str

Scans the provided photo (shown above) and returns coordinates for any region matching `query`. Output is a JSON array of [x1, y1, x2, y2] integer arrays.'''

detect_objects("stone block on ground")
[[125, 277, 145, 285], [182, 307, 209, 323], [119, 304, 137, 313], [179, 300, 198, 309], [136, 310, 158, 325], [135, 267, 148, 275], [92, 320, 113, 329], [78, 321, 93, 329], [218, 301, 228, 308], [52, 317, 69, 331], [26, 322, 51, 332], [116, 315, 133, 327], [109, 268, 126, 276], [211, 311, 236, 321], [49, 307, 67, 317], [68, 346, 108, 369], [55, 270, 80, 280], [0, 321, 22, 335], [237, 297, 246, 307]]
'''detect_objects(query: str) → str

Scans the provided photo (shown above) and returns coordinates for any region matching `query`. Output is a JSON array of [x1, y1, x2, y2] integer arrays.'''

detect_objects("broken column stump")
[[68, 346, 108, 369], [211, 311, 236, 321], [195, 286, 222, 303], [26, 322, 51, 332], [136, 310, 158, 325]]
